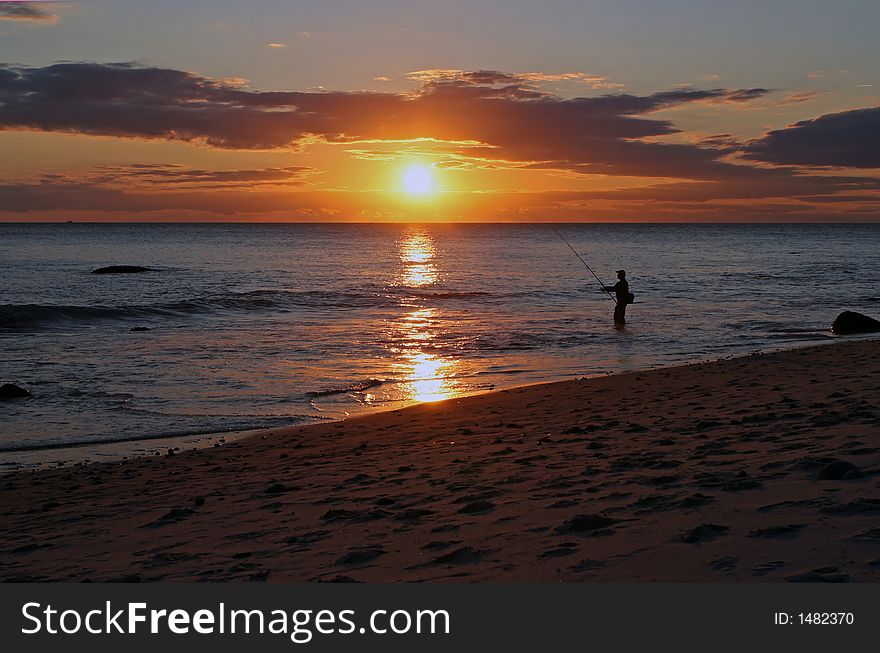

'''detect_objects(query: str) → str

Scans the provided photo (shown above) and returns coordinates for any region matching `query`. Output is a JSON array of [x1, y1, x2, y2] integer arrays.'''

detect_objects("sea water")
[[1, 223, 878, 453]]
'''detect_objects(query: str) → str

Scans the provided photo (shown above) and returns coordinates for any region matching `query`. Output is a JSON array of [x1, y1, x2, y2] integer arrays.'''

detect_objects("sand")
[[1, 340, 879, 582]]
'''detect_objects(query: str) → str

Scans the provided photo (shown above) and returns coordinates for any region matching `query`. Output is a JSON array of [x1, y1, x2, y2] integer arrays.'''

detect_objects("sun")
[[402, 165, 434, 195]]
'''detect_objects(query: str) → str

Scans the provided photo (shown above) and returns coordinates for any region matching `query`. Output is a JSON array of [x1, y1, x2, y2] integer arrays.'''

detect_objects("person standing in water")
[[603, 269, 631, 325]]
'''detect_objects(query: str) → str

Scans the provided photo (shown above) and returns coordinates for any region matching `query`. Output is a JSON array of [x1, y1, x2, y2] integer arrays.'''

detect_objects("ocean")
[[2, 223, 878, 456]]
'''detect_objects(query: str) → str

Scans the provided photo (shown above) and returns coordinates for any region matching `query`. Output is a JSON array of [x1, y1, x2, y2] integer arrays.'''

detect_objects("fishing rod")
[[551, 227, 617, 304]]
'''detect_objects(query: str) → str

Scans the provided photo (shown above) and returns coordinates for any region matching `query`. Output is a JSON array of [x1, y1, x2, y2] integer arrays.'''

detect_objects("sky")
[[0, 0, 878, 222]]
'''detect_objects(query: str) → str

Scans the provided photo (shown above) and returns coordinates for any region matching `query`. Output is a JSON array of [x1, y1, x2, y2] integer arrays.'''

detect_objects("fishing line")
[[551, 226, 617, 304]]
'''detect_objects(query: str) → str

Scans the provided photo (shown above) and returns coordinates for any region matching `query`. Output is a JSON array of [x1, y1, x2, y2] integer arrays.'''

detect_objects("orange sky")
[[1, 2, 878, 222]]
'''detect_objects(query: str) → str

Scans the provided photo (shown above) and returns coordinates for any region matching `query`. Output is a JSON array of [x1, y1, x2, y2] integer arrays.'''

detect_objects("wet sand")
[[1, 340, 879, 582]]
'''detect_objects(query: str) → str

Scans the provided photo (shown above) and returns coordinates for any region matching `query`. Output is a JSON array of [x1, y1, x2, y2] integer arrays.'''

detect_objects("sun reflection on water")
[[392, 231, 457, 402], [399, 232, 437, 287]]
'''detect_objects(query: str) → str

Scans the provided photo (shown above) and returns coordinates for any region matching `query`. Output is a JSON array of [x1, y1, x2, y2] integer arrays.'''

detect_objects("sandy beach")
[[1, 340, 879, 582]]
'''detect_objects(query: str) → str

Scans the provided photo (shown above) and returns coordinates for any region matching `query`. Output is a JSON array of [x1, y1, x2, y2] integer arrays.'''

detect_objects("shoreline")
[[1, 337, 858, 472], [2, 338, 879, 582]]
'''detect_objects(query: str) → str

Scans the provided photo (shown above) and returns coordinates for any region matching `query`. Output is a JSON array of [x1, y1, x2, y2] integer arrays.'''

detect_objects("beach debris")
[[0, 383, 30, 399], [831, 310, 880, 335], [816, 460, 864, 480], [91, 265, 153, 274], [679, 523, 730, 543]]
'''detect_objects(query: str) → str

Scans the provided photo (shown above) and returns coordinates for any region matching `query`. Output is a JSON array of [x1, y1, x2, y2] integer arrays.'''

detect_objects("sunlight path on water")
[[387, 229, 457, 402]]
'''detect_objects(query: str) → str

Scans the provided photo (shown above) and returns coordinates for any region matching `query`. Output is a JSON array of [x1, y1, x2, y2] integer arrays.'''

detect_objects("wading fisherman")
[[603, 270, 631, 325], [550, 227, 635, 327]]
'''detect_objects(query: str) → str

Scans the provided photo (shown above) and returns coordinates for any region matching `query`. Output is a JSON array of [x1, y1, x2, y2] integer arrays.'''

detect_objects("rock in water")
[[0, 383, 31, 399], [92, 265, 153, 274], [817, 460, 863, 480], [831, 311, 880, 335]]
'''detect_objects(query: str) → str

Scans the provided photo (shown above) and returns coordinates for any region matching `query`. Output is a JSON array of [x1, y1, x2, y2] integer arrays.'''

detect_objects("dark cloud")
[[743, 106, 880, 168], [0, 62, 767, 180], [0, 2, 58, 23], [85, 164, 313, 188], [720, 88, 770, 103], [0, 62, 876, 220]]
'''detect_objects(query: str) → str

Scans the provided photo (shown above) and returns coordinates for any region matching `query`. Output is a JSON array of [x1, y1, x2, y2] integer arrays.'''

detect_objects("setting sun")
[[402, 165, 434, 195]]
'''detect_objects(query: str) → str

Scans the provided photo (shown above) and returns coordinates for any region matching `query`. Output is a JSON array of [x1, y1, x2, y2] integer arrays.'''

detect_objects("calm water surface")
[[1, 223, 878, 452]]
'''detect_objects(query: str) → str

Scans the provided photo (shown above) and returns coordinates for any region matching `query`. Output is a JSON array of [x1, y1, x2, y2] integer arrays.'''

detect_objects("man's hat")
[[616, 269, 626, 275]]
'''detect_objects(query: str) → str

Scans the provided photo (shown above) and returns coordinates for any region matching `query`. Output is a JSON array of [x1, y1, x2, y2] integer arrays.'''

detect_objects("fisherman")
[[603, 270, 631, 325]]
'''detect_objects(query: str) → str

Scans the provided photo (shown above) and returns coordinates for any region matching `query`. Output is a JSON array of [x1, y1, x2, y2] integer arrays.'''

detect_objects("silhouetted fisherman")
[[603, 270, 631, 325]]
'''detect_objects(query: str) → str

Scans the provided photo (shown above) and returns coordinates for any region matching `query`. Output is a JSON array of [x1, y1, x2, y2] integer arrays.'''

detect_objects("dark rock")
[[831, 311, 880, 335], [817, 460, 863, 480], [0, 383, 30, 399], [92, 265, 153, 274]]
